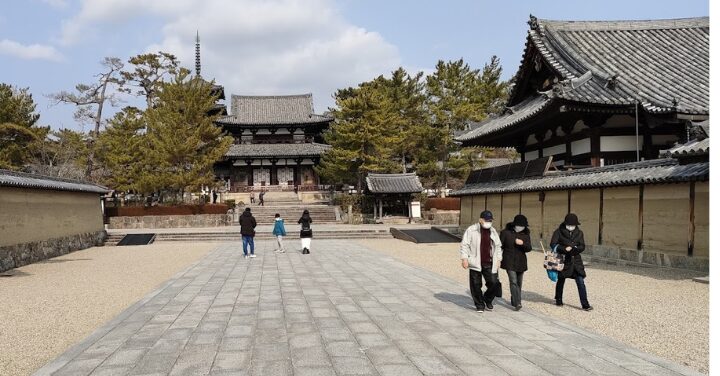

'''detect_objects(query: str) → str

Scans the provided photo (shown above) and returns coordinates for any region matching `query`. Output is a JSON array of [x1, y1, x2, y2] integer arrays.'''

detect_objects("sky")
[[0, 0, 709, 132]]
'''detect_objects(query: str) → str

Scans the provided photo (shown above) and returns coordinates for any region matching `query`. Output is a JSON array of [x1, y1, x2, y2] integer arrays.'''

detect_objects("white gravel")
[[0, 242, 215, 376], [358, 239, 709, 374]]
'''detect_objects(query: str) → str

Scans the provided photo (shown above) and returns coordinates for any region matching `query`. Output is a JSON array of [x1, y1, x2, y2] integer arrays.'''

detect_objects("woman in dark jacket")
[[298, 209, 313, 254], [500, 214, 533, 310], [550, 213, 592, 311]]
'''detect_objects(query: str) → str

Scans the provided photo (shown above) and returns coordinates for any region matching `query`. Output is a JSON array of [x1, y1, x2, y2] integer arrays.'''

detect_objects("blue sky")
[[0, 0, 709, 131]]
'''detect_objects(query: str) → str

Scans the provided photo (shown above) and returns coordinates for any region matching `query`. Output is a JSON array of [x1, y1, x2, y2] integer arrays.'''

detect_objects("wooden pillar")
[[598, 188, 604, 245], [373, 199, 378, 220], [246, 160, 254, 187], [379, 198, 383, 219], [590, 129, 601, 167], [688, 182, 695, 256], [638, 185, 644, 251]]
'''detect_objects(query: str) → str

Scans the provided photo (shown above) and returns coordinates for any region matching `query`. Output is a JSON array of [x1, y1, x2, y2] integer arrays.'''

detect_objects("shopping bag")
[[541, 242, 564, 271], [546, 269, 558, 282]]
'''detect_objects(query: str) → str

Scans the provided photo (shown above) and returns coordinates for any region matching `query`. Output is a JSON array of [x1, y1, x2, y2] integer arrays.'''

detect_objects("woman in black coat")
[[298, 209, 313, 254], [500, 214, 533, 310], [550, 213, 592, 311]]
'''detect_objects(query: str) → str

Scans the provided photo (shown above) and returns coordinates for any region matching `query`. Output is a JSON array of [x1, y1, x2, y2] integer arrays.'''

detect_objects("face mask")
[[481, 222, 493, 229], [565, 225, 576, 232], [514, 226, 525, 233]]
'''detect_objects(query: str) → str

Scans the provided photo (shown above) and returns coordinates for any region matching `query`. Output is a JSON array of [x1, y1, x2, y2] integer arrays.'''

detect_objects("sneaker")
[[274, 249, 281, 253], [555, 301, 563, 306], [583, 306, 593, 311], [514, 304, 522, 311], [278, 250, 286, 253], [476, 307, 484, 313], [485, 301, 493, 311], [244, 255, 249, 259], [250, 254, 257, 258]]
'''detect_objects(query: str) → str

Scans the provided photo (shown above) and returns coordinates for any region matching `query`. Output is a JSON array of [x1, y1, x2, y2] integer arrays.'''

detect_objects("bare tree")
[[48, 57, 124, 179]]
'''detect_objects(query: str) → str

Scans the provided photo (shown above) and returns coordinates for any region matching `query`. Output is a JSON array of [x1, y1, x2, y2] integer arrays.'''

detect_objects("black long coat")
[[298, 215, 313, 238], [550, 224, 586, 278], [499, 223, 533, 272]]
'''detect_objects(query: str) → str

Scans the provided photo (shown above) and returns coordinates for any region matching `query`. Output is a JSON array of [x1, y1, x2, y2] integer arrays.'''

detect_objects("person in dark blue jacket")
[[273, 213, 287, 253]]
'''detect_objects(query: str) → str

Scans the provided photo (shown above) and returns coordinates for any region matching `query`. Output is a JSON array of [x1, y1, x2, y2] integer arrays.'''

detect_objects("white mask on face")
[[565, 225, 576, 232], [514, 226, 525, 233], [481, 222, 493, 230]]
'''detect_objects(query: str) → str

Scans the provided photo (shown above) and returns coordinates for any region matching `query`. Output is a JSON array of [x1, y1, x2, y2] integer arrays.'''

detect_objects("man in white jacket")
[[460, 210, 503, 312]]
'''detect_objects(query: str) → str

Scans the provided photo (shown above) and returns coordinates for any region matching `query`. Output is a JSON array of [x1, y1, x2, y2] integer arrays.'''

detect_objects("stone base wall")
[[108, 214, 233, 229], [0, 231, 106, 273], [422, 210, 460, 225], [586, 245, 709, 272]]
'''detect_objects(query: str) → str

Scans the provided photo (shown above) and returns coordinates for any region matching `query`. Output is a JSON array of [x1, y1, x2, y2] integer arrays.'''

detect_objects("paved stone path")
[[35, 240, 701, 376]]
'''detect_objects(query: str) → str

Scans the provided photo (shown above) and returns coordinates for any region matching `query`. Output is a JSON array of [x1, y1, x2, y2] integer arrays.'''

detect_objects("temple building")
[[451, 16, 709, 271], [213, 94, 333, 191], [456, 16, 709, 168]]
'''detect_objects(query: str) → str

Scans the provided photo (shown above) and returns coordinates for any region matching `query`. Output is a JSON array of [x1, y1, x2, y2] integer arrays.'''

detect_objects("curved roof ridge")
[[231, 93, 313, 99], [537, 17, 708, 31]]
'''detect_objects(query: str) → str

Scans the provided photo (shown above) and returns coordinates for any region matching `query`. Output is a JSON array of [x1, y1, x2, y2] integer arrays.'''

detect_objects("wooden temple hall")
[[213, 94, 333, 191], [456, 16, 709, 168]]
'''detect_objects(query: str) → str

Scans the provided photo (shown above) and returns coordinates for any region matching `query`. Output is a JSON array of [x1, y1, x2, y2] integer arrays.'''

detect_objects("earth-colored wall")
[[0, 187, 103, 247], [471, 195, 486, 226], [520, 192, 543, 248], [485, 194, 502, 225], [460, 196, 473, 228], [571, 189, 601, 246], [542, 190, 568, 244], [602, 186, 640, 249], [643, 184, 690, 255], [694, 182, 709, 257], [501, 193, 521, 229]]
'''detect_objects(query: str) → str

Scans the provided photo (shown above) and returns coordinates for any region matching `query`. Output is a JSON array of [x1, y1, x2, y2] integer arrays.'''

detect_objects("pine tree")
[[95, 107, 147, 191], [318, 85, 399, 190], [0, 84, 48, 170], [143, 69, 232, 200]]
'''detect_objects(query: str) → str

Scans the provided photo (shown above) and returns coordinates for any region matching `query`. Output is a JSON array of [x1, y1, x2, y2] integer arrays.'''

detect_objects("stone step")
[[105, 231, 391, 245]]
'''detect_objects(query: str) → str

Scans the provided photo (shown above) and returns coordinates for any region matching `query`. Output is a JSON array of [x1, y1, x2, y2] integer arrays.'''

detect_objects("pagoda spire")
[[195, 30, 201, 76]]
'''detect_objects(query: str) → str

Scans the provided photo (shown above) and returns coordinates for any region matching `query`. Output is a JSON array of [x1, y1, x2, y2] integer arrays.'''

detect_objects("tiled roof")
[[220, 94, 333, 125], [0, 169, 109, 194], [457, 16, 709, 144], [531, 17, 708, 114], [450, 158, 708, 196], [366, 173, 423, 194], [457, 95, 553, 141], [225, 143, 331, 158], [665, 120, 710, 157]]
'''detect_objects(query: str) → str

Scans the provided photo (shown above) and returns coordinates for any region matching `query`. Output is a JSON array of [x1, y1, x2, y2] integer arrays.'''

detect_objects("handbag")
[[541, 243, 564, 271], [494, 278, 502, 298]]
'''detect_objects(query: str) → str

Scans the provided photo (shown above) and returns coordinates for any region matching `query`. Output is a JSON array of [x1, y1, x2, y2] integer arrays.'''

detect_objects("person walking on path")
[[259, 190, 265, 206], [500, 214, 533, 311], [250, 191, 255, 204], [551, 213, 593, 311], [298, 209, 313, 254], [273, 213, 287, 253], [460, 210, 502, 312], [239, 207, 257, 259]]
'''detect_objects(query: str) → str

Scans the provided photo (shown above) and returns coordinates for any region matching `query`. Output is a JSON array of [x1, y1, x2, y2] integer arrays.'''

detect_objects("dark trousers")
[[469, 267, 496, 309], [555, 275, 590, 308], [506, 270, 524, 307], [259, 199, 264, 206]]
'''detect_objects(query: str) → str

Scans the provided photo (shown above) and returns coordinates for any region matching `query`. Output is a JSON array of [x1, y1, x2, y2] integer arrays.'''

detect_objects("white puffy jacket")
[[459, 223, 503, 273]]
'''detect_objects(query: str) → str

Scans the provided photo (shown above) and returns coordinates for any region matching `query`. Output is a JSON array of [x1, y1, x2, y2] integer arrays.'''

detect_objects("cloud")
[[0, 39, 64, 62], [41, 0, 68, 8], [59, 0, 402, 111]]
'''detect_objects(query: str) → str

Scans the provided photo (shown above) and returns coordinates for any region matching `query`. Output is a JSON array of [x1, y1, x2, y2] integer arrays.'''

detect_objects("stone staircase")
[[242, 191, 338, 224], [105, 228, 392, 245]]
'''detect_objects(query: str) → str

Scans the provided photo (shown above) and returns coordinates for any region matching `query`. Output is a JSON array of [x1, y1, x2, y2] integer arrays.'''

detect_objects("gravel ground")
[[358, 239, 709, 374], [0, 242, 215, 376]]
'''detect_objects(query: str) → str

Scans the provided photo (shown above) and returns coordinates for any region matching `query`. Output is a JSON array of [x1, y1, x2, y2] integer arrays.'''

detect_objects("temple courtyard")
[[0, 237, 707, 376]]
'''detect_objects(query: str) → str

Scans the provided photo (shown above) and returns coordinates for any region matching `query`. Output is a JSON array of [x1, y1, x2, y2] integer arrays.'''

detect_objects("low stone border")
[[0, 231, 106, 273], [108, 214, 233, 229], [586, 244, 708, 272]]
